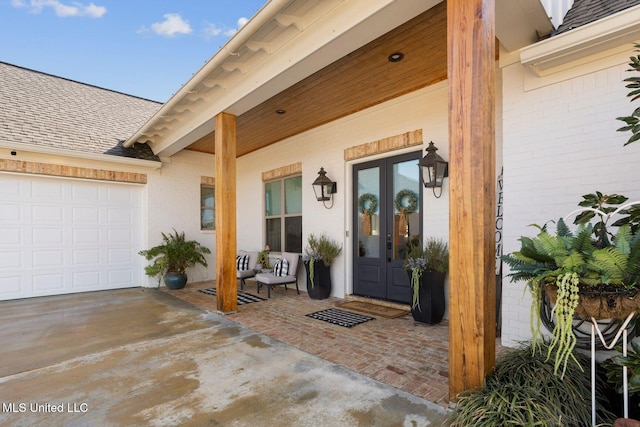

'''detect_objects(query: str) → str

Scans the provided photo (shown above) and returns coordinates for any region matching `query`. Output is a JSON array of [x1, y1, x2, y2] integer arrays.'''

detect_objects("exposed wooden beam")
[[214, 112, 238, 314], [447, 0, 496, 400]]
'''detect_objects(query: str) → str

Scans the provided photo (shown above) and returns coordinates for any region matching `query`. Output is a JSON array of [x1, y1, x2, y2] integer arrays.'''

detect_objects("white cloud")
[[83, 3, 106, 18], [149, 13, 192, 37], [11, 0, 106, 18], [203, 22, 222, 39], [138, 13, 249, 40], [221, 16, 250, 38], [223, 28, 237, 37]]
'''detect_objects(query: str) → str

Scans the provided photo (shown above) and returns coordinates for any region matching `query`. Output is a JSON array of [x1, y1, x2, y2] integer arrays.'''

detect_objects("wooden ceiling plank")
[[187, 3, 449, 157]]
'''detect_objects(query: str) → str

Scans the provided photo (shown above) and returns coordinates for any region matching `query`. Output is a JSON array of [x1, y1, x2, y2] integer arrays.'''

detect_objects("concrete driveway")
[[0, 288, 449, 426]]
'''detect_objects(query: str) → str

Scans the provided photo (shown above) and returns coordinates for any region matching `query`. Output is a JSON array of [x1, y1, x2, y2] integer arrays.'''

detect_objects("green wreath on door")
[[358, 193, 378, 236], [394, 189, 418, 236]]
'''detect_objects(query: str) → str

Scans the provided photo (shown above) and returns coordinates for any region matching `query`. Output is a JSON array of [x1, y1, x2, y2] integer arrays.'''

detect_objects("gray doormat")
[[198, 288, 266, 305], [306, 308, 374, 328]]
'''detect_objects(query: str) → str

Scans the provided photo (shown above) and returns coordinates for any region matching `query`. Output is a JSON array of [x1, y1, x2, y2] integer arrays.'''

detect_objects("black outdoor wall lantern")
[[419, 141, 449, 198], [312, 167, 337, 209]]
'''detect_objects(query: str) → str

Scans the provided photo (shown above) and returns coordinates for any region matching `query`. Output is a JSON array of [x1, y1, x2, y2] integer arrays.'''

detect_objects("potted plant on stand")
[[139, 229, 211, 289], [303, 233, 342, 300], [404, 237, 449, 324], [502, 192, 640, 377], [256, 249, 271, 271]]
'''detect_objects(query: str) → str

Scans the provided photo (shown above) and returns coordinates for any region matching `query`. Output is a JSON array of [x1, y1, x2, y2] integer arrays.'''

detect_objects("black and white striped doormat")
[[198, 288, 266, 305], [306, 308, 374, 328]]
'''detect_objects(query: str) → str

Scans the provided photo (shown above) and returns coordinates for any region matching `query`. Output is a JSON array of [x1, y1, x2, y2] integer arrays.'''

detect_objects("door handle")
[[386, 234, 392, 262]]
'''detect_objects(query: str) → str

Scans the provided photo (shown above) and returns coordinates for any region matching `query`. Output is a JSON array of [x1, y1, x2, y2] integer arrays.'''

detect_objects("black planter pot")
[[408, 270, 446, 325], [164, 273, 188, 289], [304, 260, 332, 300]]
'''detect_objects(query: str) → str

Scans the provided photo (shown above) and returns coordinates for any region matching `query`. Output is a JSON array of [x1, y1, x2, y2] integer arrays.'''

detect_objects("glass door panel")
[[386, 157, 421, 302], [353, 163, 385, 299], [392, 159, 420, 260], [357, 167, 380, 259]]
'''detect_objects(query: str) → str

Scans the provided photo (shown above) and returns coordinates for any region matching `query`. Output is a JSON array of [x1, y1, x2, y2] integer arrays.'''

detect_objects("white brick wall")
[[144, 150, 216, 286], [500, 49, 640, 346], [237, 82, 452, 299]]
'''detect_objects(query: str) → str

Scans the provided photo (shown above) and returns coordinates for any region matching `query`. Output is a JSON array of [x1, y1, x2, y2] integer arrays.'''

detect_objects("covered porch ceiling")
[[191, 3, 448, 157], [124, 0, 552, 158]]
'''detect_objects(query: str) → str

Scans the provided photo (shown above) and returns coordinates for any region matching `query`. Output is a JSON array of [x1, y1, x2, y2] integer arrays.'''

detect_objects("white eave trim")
[[520, 5, 640, 76], [124, 0, 434, 156], [0, 141, 162, 169], [122, 0, 292, 149]]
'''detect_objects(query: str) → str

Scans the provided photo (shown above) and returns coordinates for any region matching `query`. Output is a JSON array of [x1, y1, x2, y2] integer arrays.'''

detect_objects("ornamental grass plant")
[[404, 238, 449, 310], [304, 233, 342, 266], [448, 341, 615, 426], [304, 233, 342, 288]]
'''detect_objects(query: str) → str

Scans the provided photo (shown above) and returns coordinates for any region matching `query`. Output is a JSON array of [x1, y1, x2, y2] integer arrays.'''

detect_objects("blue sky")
[[1, 0, 267, 102]]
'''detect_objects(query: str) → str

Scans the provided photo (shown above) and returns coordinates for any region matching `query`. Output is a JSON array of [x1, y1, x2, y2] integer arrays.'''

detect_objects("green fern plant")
[[138, 230, 211, 284], [502, 193, 640, 377]]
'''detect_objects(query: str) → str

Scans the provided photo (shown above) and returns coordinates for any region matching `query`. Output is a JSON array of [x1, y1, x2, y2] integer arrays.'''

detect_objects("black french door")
[[352, 151, 422, 304]]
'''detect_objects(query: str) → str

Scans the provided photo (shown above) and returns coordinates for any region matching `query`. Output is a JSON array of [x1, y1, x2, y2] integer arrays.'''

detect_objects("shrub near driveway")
[[448, 341, 615, 426]]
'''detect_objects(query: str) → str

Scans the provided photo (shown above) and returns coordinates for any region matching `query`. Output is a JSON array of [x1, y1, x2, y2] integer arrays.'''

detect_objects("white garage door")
[[0, 173, 144, 300]]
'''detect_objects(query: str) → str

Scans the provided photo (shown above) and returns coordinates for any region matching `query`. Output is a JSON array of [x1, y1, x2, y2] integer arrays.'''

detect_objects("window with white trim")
[[265, 175, 302, 253], [201, 185, 215, 230]]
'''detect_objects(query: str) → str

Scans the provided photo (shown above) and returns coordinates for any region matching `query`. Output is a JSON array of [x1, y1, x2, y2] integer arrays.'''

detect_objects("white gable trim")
[[520, 4, 640, 76]]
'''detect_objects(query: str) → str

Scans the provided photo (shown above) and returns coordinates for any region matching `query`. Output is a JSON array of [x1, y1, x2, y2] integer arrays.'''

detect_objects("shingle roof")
[[0, 62, 161, 162], [555, 0, 640, 34]]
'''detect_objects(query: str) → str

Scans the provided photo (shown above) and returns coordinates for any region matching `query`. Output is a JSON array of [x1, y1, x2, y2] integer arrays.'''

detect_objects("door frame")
[[349, 149, 423, 303]]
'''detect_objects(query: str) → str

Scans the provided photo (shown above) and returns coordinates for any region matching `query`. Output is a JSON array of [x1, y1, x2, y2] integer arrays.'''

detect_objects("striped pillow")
[[273, 258, 289, 276], [236, 255, 249, 271]]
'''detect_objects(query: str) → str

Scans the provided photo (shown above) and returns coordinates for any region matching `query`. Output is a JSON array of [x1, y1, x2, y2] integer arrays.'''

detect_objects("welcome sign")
[[495, 167, 503, 276]]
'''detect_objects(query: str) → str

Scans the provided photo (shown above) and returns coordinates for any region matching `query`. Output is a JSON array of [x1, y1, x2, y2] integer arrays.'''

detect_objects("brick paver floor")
[[164, 280, 494, 408]]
